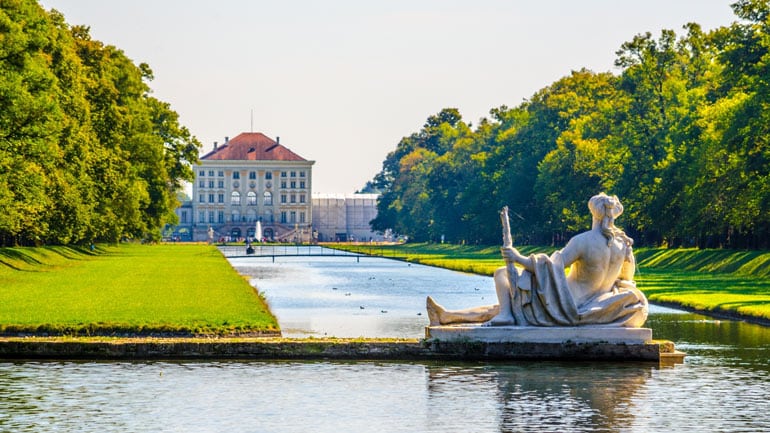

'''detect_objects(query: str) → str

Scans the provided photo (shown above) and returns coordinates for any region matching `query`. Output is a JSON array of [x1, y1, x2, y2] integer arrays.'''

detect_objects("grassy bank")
[[329, 243, 770, 324], [0, 244, 278, 336]]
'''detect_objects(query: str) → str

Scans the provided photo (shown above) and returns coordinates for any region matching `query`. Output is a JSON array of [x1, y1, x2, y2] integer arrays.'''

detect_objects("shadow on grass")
[[636, 248, 770, 278], [0, 248, 45, 271], [0, 245, 111, 271]]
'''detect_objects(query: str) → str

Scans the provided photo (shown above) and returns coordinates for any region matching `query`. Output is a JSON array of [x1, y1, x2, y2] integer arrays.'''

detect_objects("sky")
[[39, 0, 738, 194]]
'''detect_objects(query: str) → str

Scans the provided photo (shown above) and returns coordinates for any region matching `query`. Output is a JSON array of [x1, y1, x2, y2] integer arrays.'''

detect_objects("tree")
[[0, 3, 199, 245]]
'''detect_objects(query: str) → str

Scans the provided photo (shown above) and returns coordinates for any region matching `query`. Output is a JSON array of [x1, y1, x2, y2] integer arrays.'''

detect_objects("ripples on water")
[[2, 360, 768, 433], [2, 253, 769, 432]]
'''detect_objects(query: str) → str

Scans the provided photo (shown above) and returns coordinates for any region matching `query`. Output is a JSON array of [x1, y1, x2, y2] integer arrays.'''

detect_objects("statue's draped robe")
[[511, 253, 647, 327]]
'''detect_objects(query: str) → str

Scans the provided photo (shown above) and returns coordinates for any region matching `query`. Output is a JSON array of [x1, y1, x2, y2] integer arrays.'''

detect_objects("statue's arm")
[[556, 237, 581, 268], [501, 246, 533, 272], [619, 246, 635, 281]]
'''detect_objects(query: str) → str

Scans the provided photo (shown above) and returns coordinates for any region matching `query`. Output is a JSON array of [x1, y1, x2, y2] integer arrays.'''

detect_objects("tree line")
[[0, 1, 199, 246], [367, 0, 770, 249]]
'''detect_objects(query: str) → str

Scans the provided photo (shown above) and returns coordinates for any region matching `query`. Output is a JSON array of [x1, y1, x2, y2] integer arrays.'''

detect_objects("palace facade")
[[186, 132, 315, 242]]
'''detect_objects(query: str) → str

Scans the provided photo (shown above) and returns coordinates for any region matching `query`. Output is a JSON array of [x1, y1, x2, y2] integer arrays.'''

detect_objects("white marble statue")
[[427, 193, 649, 328]]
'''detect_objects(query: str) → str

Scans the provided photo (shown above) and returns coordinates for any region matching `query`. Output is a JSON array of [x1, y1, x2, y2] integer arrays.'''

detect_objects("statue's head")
[[588, 193, 623, 222], [589, 193, 629, 245]]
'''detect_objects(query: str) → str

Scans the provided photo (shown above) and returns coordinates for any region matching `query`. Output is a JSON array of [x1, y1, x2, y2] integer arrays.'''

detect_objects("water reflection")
[[648, 311, 770, 370], [11, 359, 761, 433], [426, 362, 652, 433], [0, 360, 660, 433]]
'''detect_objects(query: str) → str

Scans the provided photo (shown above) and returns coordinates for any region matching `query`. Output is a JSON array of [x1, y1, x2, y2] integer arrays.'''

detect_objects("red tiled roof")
[[201, 132, 307, 161]]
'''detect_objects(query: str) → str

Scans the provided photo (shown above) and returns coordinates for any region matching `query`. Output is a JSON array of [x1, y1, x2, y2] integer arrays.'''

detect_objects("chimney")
[[276, 136, 280, 144], [225, 136, 229, 143], [213, 141, 218, 150]]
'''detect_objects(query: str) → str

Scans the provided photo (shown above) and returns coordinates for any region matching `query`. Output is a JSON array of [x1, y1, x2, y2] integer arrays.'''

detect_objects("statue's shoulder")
[[565, 230, 597, 248]]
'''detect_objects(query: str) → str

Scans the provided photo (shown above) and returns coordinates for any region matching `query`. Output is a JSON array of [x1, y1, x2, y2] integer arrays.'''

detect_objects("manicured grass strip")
[[634, 248, 770, 278], [0, 244, 278, 336], [636, 269, 770, 321], [330, 243, 770, 323]]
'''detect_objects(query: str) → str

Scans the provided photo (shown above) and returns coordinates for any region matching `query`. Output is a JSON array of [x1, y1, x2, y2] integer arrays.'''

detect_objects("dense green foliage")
[[0, 244, 279, 336], [0, 1, 200, 246], [369, 0, 770, 249], [331, 243, 770, 322]]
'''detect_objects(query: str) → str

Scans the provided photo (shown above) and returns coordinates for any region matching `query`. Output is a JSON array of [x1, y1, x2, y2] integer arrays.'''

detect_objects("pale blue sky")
[[40, 0, 737, 193]]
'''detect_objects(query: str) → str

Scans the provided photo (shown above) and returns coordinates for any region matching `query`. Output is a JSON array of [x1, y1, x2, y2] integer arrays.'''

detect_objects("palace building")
[[187, 132, 315, 242]]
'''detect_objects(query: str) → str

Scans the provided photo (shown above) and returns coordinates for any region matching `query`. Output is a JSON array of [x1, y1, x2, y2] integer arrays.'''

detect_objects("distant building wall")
[[312, 193, 382, 242]]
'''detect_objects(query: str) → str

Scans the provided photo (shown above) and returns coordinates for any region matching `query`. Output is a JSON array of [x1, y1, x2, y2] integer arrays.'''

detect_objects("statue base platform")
[[423, 325, 681, 362], [425, 324, 652, 344]]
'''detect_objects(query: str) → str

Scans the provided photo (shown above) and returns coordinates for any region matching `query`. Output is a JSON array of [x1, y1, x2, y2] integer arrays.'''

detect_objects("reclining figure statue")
[[427, 193, 648, 328]]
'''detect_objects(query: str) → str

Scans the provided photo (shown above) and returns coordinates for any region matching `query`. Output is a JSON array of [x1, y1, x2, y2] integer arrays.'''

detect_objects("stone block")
[[425, 324, 653, 344]]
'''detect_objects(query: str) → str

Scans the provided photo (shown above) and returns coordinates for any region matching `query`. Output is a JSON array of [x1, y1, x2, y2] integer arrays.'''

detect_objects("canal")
[[1, 252, 768, 432]]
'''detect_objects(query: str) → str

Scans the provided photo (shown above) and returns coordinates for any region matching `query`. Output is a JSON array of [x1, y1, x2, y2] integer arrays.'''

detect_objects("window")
[[198, 211, 206, 223], [290, 181, 296, 189], [218, 180, 224, 188], [281, 194, 287, 204], [300, 181, 305, 189], [218, 211, 224, 223], [247, 191, 257, 205], [199, 170, 205, 177], [208, 170, 214, 177], [233, 172, 240, 179], [290, 211, 296, 223], [199, 194, 205, 203], [208, 211, 215, 223], [280, 211, 287, 223], [299, 171, 305, 178], [231, 209, 240, 222], [249, 171, 256, 180], [208, 180, 214, 188], [290, 194, 296, 203], [290, 171, 296, 177], [181, 210, 188, 223], [281, 181, 287, 189], [299, 194, 306, 203], [208, 194, 215, 203], [263, 191, 273, 206], [218, 194, 224, 203], [231, 191, 241, 205], [300, 212, 306, 223], [265, 172, 273, 180], [281, 171, 287, 178], [198, 180, 205, 188], [218, 171, 224, 177]]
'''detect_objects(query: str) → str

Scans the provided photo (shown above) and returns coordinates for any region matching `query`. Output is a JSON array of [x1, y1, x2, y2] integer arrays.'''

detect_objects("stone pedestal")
[[422, 325, 681, 362], [425, 324, 653, 344]]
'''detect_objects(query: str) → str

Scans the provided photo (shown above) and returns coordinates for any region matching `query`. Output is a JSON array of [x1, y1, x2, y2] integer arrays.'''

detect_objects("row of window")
[[198, 170, 306, 179], [198, 191, 306, 205], [197, 179, 307, 189], [197, 210, 306, 224]]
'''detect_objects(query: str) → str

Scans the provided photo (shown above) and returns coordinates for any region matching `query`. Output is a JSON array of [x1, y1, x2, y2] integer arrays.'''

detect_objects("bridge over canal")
[[218, 245, 394, 262]]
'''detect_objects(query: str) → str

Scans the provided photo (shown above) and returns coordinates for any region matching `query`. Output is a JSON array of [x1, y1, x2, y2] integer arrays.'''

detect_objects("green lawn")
[[330, 243, 770, 322], [0, 244, 278, 336]]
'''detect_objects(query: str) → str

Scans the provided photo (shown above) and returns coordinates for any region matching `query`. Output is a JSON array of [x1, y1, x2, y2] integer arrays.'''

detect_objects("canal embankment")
[[0, 337, 682, 363]]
